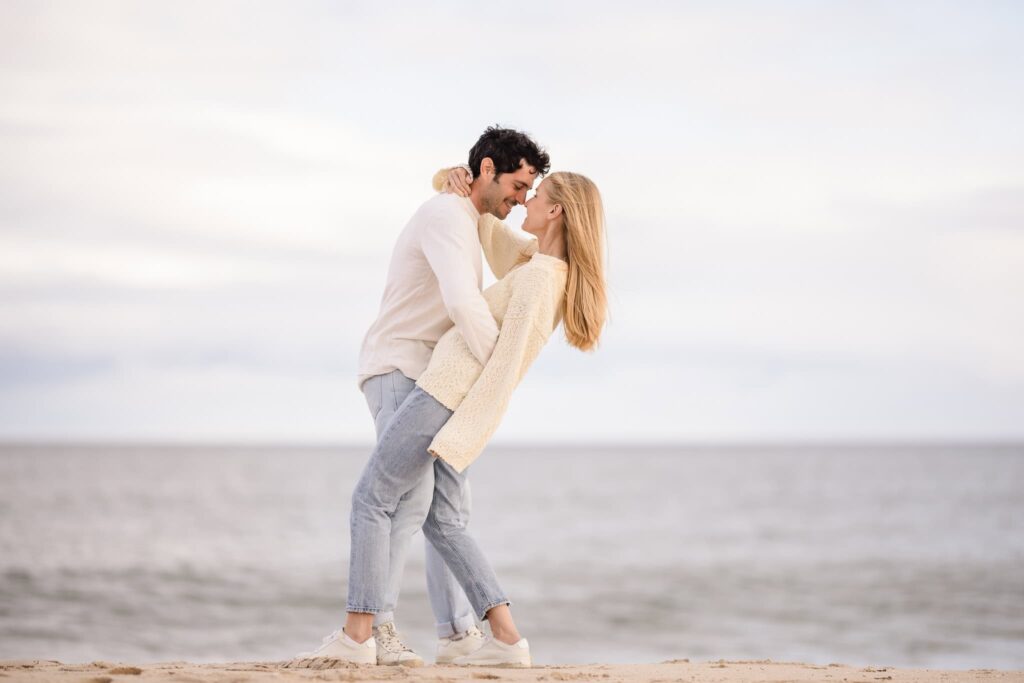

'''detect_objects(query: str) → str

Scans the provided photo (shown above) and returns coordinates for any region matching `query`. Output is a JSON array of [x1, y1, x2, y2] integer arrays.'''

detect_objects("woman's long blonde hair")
[[544, 172, 607, 351]]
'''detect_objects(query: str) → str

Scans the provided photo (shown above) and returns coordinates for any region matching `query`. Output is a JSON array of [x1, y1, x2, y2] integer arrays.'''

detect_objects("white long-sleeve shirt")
[[357, 194, 500, 387]]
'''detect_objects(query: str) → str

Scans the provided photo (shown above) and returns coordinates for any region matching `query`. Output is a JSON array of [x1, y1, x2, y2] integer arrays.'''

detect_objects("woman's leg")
[[422, 458, 515, 635], [425, 478, 478, 639], [346, 387, 453, 639]]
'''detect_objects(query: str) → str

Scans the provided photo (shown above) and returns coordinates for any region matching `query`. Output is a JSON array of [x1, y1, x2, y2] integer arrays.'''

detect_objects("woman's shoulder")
[[520, 253, 568, 285], [502, 254, 567, 317], [505, 253, 567, 282], [528, 252, 568, 270]]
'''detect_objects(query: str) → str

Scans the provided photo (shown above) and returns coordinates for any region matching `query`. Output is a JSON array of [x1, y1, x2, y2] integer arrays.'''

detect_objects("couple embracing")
[[294, 127, 607, 668]]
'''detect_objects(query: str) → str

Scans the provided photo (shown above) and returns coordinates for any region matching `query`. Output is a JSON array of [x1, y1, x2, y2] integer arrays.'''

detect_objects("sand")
[[2, 658, 1021, 683]]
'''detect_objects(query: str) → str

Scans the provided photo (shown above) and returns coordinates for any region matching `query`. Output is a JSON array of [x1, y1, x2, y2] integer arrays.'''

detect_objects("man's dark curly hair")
[[467, 126, 551, 180]]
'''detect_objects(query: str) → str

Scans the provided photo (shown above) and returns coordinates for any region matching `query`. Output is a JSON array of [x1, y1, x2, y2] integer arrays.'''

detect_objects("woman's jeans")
[[357, 371, 475, 636], [349, 379, 510, 625]]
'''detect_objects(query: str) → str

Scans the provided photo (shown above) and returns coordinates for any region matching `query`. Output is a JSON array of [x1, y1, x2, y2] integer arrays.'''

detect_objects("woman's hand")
[[444, 167, 472, 197]]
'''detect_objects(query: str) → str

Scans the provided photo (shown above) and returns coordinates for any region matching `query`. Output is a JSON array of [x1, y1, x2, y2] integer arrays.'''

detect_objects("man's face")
[[480, 158, 539, 219]]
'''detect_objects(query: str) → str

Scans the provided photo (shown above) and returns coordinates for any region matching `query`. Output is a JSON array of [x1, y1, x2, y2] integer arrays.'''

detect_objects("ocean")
[[1, 443, 1021, 669]]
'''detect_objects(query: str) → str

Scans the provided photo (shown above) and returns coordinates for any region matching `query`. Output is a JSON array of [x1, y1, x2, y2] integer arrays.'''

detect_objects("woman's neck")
[[536, 223, 568, 261]]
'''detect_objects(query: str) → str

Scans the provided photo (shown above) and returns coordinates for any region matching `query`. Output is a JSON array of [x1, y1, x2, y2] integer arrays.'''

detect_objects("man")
[[298, 126, 550, 666]]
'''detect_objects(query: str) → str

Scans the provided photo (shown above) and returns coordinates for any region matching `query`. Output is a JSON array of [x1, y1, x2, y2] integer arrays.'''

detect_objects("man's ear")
[[479, 157, 495, 178]]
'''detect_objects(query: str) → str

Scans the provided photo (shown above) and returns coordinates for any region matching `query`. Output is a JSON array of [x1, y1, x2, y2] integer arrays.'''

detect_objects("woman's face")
[[522, 179, 560, 236]]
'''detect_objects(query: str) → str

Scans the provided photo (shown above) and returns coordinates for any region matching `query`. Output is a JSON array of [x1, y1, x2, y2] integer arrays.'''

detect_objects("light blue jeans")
[[358, 371, 477, 637], [349, 383, 510, 624]]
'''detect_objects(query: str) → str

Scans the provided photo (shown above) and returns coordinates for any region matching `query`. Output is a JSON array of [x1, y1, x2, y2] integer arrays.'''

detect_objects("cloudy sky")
[[1, 1, 1022, 443]]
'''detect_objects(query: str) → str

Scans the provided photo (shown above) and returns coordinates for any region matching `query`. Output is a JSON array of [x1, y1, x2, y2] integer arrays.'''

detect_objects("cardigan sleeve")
[[428, 167, 456, 193], [427, 265, 558, 472], [477, 214, 538, 280], [432, 165, 471, 192]]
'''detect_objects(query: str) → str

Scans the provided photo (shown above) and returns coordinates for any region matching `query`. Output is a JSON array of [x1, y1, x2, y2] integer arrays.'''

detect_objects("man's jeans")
[[357, 370, 477, 637], [349, 383, 509, 626]]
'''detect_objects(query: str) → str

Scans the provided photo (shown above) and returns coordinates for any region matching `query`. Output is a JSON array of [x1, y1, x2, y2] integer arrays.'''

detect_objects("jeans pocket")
[[363, 375, 385, 422]]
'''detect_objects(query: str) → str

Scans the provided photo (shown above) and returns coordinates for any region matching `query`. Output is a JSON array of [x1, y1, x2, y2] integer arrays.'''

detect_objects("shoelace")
[[375, 623, 412, 652]]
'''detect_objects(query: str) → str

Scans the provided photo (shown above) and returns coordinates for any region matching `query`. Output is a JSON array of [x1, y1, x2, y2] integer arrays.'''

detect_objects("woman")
[[306, 168, 606, 668]]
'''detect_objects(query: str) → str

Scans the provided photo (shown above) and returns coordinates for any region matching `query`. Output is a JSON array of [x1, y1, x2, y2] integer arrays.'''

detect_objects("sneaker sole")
[[436, 644, 489, 664], [450, 661, 531, 668], [282, 657, 373, 669], [378, 658, 425, 668]]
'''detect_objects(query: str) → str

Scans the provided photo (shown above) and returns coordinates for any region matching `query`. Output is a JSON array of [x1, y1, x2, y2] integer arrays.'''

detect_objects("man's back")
[[357, 193, 498, 387]]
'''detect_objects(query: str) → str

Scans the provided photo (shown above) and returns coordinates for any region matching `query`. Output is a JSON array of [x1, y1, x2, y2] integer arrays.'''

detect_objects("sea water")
[[0, 443, 1021, 668]]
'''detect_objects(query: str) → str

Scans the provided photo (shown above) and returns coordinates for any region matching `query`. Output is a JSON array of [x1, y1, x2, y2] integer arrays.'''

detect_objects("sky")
[[1, 1, 1022, 443]]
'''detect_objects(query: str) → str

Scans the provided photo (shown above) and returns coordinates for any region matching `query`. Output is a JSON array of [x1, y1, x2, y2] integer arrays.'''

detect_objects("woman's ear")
[[550, 203, 563, 219]]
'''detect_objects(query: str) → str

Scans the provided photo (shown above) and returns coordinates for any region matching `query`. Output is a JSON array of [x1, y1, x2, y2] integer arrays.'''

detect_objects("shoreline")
[[3, 659, 1022, 683]]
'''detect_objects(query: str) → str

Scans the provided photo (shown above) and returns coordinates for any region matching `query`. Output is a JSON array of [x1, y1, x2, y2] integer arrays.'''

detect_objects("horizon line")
[[1, 437, 1022, 449]]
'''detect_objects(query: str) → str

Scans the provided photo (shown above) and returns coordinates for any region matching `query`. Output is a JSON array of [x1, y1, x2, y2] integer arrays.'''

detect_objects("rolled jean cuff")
[[436, 612, 478, 639], [372, 610, 395, 627], [479, 599, 511, 622], [346, 605, 386, 615]]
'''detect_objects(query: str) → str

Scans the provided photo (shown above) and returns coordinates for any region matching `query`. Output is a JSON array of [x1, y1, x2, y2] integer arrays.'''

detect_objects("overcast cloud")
[[1, 1, 1022, 442]]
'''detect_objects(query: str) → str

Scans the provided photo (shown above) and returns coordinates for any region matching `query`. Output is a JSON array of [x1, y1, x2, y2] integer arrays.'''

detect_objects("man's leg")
[[348, 387, 452, 617], [362, 372, 479, 654], [361, 371, 435, 628], [291, 372, 433, 668]]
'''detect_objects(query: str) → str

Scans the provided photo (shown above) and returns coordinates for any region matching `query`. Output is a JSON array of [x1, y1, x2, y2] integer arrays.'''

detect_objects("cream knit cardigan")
[[416, 189, 568, 472]]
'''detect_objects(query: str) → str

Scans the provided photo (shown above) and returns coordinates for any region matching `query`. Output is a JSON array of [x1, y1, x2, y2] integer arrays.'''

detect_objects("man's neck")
[[468, 184, 487, 215]]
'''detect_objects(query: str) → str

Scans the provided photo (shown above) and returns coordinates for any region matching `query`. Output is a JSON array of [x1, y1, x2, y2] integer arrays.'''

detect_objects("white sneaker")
[[288, 628, 376, 667], [451, 636, 531, 668], [436, 625, 487, 664], [373, 622, 424, 667]]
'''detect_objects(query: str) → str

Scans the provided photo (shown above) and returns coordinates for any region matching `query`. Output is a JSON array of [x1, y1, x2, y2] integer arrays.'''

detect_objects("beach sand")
[[2, 659, 1021, 683]]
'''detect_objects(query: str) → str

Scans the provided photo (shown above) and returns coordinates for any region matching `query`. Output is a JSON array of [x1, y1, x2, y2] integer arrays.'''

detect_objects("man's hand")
[[443, 167, 472, 197]]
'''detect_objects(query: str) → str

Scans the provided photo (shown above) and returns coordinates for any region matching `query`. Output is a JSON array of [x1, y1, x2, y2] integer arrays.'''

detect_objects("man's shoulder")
[[411, 193, 476, 228]]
